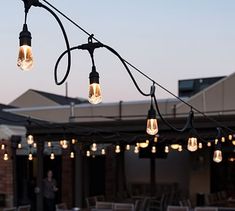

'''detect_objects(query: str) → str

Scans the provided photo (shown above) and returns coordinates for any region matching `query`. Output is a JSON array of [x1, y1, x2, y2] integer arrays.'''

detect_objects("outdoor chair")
[[95, 201, 113, 210], [195, 207, 218, 211], [167, 205, 189, 211], [3, 207, 17, 211], [113, 202, 135, 211], [17, 205, 31, 211], [56, 203, 70, 211], [86, 196, 97, 209]]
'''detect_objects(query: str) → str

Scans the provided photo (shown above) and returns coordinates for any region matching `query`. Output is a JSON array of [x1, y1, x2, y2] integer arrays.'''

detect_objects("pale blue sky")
[[1, 1, 235, 104]]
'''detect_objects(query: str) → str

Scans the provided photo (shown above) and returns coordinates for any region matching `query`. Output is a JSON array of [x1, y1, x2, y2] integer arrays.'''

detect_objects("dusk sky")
[[1, 1, 235, 104]]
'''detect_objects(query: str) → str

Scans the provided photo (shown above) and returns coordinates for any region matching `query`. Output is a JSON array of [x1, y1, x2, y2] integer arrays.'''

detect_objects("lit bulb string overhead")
[[18, 1, 235, 139]]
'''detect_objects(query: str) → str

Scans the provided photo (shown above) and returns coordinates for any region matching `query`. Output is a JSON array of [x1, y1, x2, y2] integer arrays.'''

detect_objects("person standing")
[[43, 170, 58, 211]]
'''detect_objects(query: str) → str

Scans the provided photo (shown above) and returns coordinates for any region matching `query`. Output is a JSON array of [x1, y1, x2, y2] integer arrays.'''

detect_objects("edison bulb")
[[187, 137, 198, 152], [28, 153, 33, 161], [198, 142, 203, 149], [70, 152, 75, 159], [17, 45, 33, 70], [115, 145, 121, 153], [88, 83, 102, 104], [91, 143, 97, 152], [50, 152, 55, 160], [213, 150, 222, 163], [27, 135, 34, 145], [101, 148, 106, 155], [86, 150, 91, 157], [134, 146, 139, 154], [18, 143, 22, 149], [151, 146, 156, 153], [126, 144, 131, 151], [146, 118, 158, 135], [165, 146, 169, 153], [1, 144, 5, 150], [3, 153, 8, 161]]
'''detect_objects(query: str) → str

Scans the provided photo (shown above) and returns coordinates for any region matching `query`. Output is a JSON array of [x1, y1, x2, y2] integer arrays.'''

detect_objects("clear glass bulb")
[[18, 143, 22, 149], [178, 145, 183, 152], [28, 153, 33, 161], [134, 146, 139, 154], [17, 45, 33, 71], [70, 152, 75, 159], [47, 141, 52, 147], [60, 139, 68, 149], [86, 150, 91, 157], [126, 144, 131, 151], [187, 137, 198, 152], [88, 83, 102, 104], [139, 140, 149, 148], [101, 148, 106, 155], [198, 142, 203, 149], [146, 118, 158, 135], [50, 152, 55, 160], [27, 135, 34, 145], [1, 144, 5, 150], [115, 145, 121, 153], [91, 143, 97, 152], [165, 146, 169, 153], [213, 150, 222, 163], [151, 146, 156, 153], [3, 153, 8, 161]]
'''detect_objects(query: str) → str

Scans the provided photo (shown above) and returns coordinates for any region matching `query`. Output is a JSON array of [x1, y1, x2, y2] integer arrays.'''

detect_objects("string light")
[[50, 152, 55, 160], [47, 141, 52, 147], [221, 137, 225, 143], [146, 102, 158, 136], [115, 145, 121, 153], [101, 148, 106, 155], [138, 140, 149, 148], [171, 144, 180, 150], [178, 145, 183, 152], [1, 144, 5, 150], [207, 142, 212, 147], [60, 139, 68, 149], [187, 137, 198, 152], [70, 151, 75, 159], [126, 144, 131, 151], [72, 139, 77, 144], [86, 150, 91, 157], [33, 143, 37, 148], [228, 134, 233, 141], [154, 136, 158, 143], [27, 134, 34, 145], [213, 150, 222, 163], [3, 152, 8, 161], [18, 143, 22, 149], [28, 152, 33, 161], [151, 146, 156, 153], [198, 142, 203, 149], [134, 146, 139, 154], [165, 146, 169, 153], [91, 143, 97, 152]]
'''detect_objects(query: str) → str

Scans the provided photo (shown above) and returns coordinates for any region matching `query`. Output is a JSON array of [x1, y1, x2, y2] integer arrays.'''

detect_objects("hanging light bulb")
[[170, 144, 180, 150], [47, 141, 52, 147], [1, 144, 5, 150], [3, 152, 8, 161], [126, 144, 131, 151], [115, 145, 121, 153], [178, 145, 183, 152], [28, 152, 33, 161], [207, 142, 211, 147], [213, 150, 222, 163], [139, 140, 149, 148], [232, 140, 235, 146], [88, 66, 102, 104], [165, 146, 169, 153], [221, 137, 225, 143], [60, 139, 68, 149], [187, 137, 198, 152], [17, 24, 33, 71], [154, 136, 158, 143], [33, 143, 37, 148], [198, 142, 203, 149], [151, 146, 156, 153], [86, 150, 91, 157], [18, 143, 22, 149], [146, 103, 158, 136], [228, 134, 233, 141], [215, 138, 219, 145], [70, 151, 75, 159], [91, 143, 97, 152], [50, 152, 55, 160], [72, 139, 77, 144], [27, 134, 34, 145], [134, 146, 139, 154], [101, 148, 106, 155]]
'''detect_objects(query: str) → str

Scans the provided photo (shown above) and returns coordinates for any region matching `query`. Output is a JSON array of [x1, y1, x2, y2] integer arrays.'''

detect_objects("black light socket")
[[19, 24, 32, 46]]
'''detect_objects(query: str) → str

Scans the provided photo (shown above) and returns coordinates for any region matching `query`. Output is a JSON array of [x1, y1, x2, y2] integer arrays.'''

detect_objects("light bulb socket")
[[19, 24, 32, 46], [89, 67, 99, 84], [147, 106, 156, 119]]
